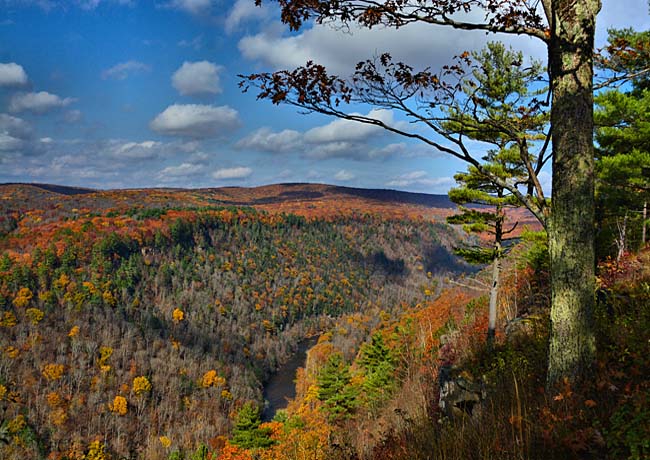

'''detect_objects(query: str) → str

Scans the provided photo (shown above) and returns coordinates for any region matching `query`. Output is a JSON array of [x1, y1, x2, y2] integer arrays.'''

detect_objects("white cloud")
[[0, 63, 28, 86], [9, 91, 75, 114], [235, 127, 302, 153], [110, 140, 162, 160], [334, 169, 355, 181], [0, 113, 43, 156], [149, 104, 241, 138], [163, 0, 211, 15], [102, 60, 150, 80], [236, 109, 402, 160], [239, 20, 515, 76], [158, 162, 204, 179], [0, 113, 33, 140], [212, 166, 252, 180], [304, 109, 394, 143], [172, 61, 222, 96], [225, 0, 270, 34], [386, 171, 455, 192]]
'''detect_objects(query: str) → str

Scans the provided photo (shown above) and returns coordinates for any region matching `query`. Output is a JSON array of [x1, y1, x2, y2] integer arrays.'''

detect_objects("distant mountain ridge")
[[0, 181, 454, 206]]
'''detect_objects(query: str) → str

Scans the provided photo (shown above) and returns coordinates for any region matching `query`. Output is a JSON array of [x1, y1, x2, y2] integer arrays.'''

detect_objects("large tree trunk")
[[546, 0, 600, 386]]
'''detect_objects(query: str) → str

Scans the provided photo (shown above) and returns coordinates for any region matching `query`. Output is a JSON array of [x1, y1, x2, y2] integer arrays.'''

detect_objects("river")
[[262, 336, 318, 421]]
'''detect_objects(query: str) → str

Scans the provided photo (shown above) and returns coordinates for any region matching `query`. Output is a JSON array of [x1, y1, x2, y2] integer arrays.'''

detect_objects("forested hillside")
[[0, 184, 472, 459]]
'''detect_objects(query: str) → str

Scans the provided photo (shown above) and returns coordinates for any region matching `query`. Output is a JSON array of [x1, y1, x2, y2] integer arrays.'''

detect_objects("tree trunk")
[[487, 242, 501, 348], [643, 201, 647, 245], [616, 212, 628, 263], [546, 0, 599, 387]]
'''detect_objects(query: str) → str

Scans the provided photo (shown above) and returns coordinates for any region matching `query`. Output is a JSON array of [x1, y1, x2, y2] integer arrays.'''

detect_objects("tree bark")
[[487, 242, 501, 348], [546, 0, 600, 386], [643, 201, 647, 245]]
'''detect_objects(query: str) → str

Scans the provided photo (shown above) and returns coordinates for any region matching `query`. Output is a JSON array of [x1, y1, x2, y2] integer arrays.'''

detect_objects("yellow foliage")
[[201, 370, 226, 388], [0, 384, 6, 401], [110, 395, 128, 415], [132, 376, 151, 396], [7, 414, 26, 434], [85, 440, 108, 460], [68, 325, 80, 337], [25, 307, 44, 325], [98, 346, 113, 366], [220, 389, 233, 400], [102, 290, 116, 306], [172, 308, 184, 323], [159, 436, 172, 448], [50, 408, 68, 426], [5, 346, 19, 358], [42, 363, 65, 381], [53, 273, 70, 290], [82, 281, 97, 294], [12, 287, 33, 308], [46, 391, 62, 408], [0, 311, 17, 327]]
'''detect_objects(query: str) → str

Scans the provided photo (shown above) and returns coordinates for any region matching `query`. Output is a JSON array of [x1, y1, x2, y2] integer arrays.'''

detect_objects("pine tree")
[[595, 29, 650, 258], [448, 147, 524, 346], [231, 402, 274, 449], [316, 353, 358, 420], [358, 333, 396, 408]]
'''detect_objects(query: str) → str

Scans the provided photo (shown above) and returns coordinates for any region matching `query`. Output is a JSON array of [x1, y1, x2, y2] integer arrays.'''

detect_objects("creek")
[[262, 336, 318, 421]]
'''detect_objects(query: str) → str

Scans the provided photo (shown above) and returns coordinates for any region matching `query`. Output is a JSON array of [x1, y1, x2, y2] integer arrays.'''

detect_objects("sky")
[[0, 0, 648, 193]]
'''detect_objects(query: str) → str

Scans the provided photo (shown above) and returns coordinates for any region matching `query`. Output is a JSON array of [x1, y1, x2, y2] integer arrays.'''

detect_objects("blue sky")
[[0, 0, 648, 193]]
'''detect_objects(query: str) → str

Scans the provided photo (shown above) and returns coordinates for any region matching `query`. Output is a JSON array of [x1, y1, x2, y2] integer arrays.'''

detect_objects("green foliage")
[[317, 353, 358, 420], [607, 391, 650, 460], [595, 30, 650, 259], [358, 333, 397, 408], [231, 402, 274, 449], [518, 229, 549, 273]]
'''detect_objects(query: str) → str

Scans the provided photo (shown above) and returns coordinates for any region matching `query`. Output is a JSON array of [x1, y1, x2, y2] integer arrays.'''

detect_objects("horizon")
[[0, 1, 648, 193], [0, 180, 454, 196]]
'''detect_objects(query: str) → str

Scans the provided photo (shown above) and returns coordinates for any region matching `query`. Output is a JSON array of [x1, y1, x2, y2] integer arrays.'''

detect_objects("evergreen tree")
[[317, 353, 358, 420], [448, 147, 524, 346], [231, 402, 274, 449], [358, 333, 396, 408], [595, 29, 650, 258]]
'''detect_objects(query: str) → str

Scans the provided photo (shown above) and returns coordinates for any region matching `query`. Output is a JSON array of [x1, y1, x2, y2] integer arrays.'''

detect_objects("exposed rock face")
[[438, 365, 485, 420]]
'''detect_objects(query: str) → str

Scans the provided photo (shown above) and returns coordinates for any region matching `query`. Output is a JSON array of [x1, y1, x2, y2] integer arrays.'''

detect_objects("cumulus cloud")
[[9, 91, 75, 114], [212, 166, 252, 180], [149, 104, 241, 138], [386, 171, 455, 192], [334, 170, 355, 181], [172, 61, 222, 96], [163, 0, 212, 15], [0, 62, 28, 87], [158, 162, 204, 180], [109, 140, 163, 160], [235, 127, 302, 153], [236, 109, 403, 160], [239, 20, 511, 76], [0, 113, 44, 156], [225, 0, 270, 34], [102, 60, 150, 80], [304, 109, 394, 143]]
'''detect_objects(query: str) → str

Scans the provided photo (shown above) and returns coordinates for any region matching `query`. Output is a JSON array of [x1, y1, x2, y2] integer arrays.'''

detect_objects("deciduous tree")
[[241, 0, 621, 386]]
